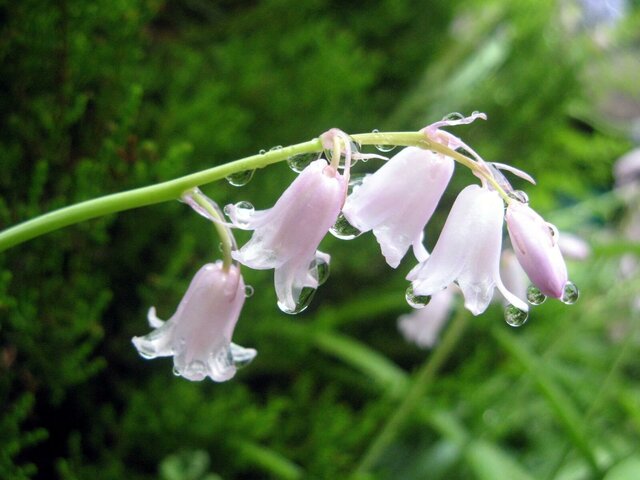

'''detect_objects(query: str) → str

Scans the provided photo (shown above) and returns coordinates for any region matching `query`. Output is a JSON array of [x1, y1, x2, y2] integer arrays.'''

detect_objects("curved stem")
[[183, 188, 236, 270], [0, 131, 508, 252]]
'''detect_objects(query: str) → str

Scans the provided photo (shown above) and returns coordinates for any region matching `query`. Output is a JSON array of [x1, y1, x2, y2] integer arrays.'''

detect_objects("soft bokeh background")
[[1, 0, 639, 478]]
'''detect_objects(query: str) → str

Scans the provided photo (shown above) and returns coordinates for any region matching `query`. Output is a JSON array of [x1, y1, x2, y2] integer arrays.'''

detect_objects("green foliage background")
[[1, 0, 639, 478]]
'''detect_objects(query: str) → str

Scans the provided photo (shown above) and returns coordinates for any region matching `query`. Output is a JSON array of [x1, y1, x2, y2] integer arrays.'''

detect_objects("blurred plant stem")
[[351, 307, 469, 477]]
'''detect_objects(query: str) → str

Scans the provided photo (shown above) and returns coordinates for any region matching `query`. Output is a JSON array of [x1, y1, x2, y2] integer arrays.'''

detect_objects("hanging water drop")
[[225, 169, 255, 187], [526, 285, 547, 305], [504, 304, 528, 327], [329, 213, 362, 240], [259, 149, 266, 155], [405, 285, 431, 308], [371, 128, 396, 153], [309, 252, 330, 286], [277, 287, 316, 315], [287, 152, 319, 172], [508, 190, 529, 204], [443, 112, 465, 122], [244, 285, 254, 298], [172, 366, 181, 377], [561, 281, 579, 305]]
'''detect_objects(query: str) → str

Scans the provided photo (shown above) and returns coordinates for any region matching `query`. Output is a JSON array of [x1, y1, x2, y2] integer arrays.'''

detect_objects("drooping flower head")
[[132, 262, 255, 382], [506, 201, 568, 299], [226, 131, 349, 313], [407, 185, 528, 315], [341, 147, 454, 267]]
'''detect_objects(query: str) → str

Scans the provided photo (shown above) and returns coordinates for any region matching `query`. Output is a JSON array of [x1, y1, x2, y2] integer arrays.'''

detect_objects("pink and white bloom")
[[506, 201, 568, 298], [226, 159, 347, 313], [407, 185, 528, 315], [341, 147, 454, 267], [398, 287, 455, 348], [132, 262, 255, 382]]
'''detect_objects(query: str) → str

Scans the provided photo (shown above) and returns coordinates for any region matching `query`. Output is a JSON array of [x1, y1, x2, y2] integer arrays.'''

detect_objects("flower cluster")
[[133, 114, 580, 381]]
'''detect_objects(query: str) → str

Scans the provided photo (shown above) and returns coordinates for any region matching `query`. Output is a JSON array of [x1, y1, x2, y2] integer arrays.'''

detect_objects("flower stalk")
[[0, 130, 509, 253], [182, 187, 236, 270]]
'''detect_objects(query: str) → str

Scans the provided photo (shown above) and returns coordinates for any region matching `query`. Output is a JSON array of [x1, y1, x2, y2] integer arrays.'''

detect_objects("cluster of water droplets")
[[504, 281, 580, 328]]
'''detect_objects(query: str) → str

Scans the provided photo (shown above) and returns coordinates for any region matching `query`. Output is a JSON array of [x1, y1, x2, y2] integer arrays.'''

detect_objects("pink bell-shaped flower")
[[226, 159, 347, 313], [341, 147, 454, 267], [407, 185, 528, 315], [506, 201, 568, 298], [132, 262, 255, 382]]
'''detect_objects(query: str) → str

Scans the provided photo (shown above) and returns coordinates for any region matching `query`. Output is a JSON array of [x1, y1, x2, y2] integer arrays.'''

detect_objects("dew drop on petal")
[[244, 285, 254, 298], [443, 112, 465, 121], [526, 285, 547, 305], [287, 152, 319, 173], [225, 201, 254, 227], [172, 366, 181, 377], [561, 281, 579, 305], [309, 254, 330, 286], [508, 190, 529, 204], [504, 304, 528, 327], [277, 287, 317, 315], [225, 169, 255, 187], [405, 285, 431, 309], [330, 213, 362, 240]]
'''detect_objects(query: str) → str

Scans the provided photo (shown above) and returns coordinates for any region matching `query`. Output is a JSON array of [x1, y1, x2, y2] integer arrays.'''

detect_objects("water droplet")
[[561, 281, 579, 305], [329, 213, 362, 240], [224, 201, 254, 227], [526, 285, 547, 305], [259, 149, 266, 155], [269, 145, 283, 151], [308, 253, 330, 286], [443, 112, 465, 121], [244, 285, 254, 298], [504, 304, 528, 327], [287, 152, 319, 173], [508, 190, 529, 204], [371, 128, 396, 153], [225, 170, 255, 187], [172, 366, 181, 376], [405, 285, 431, 308], [277, 287, 316, 314]]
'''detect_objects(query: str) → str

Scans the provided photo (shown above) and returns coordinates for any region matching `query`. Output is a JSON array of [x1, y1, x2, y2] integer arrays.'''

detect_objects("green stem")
[[184, 188, 235, 269], [0, 130, 507, 252], [352, 307, 469, 476]]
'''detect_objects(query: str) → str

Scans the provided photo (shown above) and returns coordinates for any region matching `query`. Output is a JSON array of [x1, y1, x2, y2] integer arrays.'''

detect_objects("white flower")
[[341, 147, 453, 267], [132, 262, 255, 382], [226, 158, 346, 313], [407, 185, 527, 315]]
